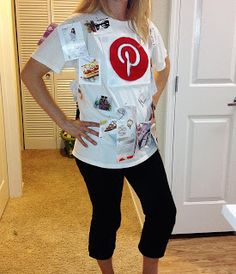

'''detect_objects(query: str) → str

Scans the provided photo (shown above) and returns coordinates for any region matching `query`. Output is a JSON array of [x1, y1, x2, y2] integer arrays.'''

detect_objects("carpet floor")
[[0, 149, 235, 274], [0, 150, 143, 274]]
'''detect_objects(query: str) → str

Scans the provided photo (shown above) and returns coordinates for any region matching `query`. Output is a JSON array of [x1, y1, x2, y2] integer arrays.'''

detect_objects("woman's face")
[[101, 0, 131, 13]]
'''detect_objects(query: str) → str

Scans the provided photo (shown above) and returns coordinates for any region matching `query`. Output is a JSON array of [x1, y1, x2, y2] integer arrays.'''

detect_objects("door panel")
[[51, 0, 80, 22], [193, 0, 235, 83], [185, 116, 231, 201], [172, 0, 236, 233], [16, 0, 56, 148], [15, 0, 80, 149]]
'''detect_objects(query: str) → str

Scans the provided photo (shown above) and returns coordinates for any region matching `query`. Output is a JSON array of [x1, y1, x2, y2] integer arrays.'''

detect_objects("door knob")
[[228, 97, 236, 106], [45, 73, 51, 79]]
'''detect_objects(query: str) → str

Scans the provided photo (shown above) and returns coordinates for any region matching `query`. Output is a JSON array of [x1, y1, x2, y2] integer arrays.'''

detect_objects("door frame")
[[164, 0, 180, 188], [0, 0, 22, 197]]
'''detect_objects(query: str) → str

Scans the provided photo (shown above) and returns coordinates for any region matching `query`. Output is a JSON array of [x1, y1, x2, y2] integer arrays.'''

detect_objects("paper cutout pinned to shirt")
[[78, 57, 101, 85], [149, 27, 157, 46], [94, 95, 112, 111], [84, 17, 111, 34], [116, 106, 137, 162], [137, 122, 152, 149], [57, 22, 89, 61]]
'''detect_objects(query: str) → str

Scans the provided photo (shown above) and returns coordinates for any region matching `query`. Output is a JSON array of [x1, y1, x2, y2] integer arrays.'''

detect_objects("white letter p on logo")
[[117, 44, 141, 77]]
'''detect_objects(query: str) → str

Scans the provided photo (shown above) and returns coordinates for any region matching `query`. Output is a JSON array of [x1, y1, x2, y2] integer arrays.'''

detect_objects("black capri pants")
[[75, 150, 176, 260]]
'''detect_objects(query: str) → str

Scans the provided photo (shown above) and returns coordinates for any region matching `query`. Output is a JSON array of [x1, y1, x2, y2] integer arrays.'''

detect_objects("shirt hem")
[[72, 147, 158, 169]]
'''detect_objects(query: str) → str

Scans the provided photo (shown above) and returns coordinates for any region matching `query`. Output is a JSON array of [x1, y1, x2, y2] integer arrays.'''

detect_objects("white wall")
[[152, 0, 170, 157]]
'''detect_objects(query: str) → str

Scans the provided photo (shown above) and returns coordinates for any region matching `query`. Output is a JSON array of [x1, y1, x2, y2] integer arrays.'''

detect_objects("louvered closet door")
[[16, 0, 57, 148], [51, 0, 79, 148], [16, 0, 81, 149]]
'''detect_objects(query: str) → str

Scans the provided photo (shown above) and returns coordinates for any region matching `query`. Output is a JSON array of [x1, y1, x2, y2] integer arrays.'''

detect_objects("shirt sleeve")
[[150, 22, 168, 72], [31, 25, 76, 73]]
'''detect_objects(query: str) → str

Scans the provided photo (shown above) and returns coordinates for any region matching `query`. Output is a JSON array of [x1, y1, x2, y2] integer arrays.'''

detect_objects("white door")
[[0, 76, 9, 218], [172, 0, 236, 233]]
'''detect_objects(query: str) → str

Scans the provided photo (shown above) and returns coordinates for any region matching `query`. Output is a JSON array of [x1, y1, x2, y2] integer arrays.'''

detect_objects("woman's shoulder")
[[148, 20, 164, 41], [148, 20, 160, 33], [60, 13, 88, 25]]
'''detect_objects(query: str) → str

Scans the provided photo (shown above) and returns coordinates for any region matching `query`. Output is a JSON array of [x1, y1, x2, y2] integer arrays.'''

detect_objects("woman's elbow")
[[164, 56, 170, 72], [20, 58, 49, 84], [20, 63, 30, 84], [20, 59, 36, 85]]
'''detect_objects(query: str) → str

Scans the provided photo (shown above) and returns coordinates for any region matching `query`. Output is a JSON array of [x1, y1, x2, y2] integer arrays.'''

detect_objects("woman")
[[21, 0, 176, 273]]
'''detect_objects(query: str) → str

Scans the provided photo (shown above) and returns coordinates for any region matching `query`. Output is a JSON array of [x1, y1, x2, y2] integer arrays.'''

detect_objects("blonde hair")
[[75, 0, 151, 42]]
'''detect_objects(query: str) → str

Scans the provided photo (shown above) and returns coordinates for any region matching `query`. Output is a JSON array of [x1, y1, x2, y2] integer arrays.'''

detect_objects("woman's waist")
[[79, 104, 153, 124]]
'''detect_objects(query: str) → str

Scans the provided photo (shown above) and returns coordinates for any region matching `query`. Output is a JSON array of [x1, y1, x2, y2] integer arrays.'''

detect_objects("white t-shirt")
[[32, 10, 168, 169]]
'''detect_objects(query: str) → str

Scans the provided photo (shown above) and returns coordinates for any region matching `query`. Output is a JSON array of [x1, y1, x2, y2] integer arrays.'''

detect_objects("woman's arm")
[[152, 56, 170, 107], [21, 58, 99, 147]]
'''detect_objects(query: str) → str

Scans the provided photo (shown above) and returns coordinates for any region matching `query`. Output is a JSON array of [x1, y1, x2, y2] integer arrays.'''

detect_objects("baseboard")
[[0, 179, 9, 219], [171, 231, 235, 239]]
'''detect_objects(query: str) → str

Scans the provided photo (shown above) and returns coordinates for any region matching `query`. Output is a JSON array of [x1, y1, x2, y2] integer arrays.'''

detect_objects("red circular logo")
[[110, 37, 149, 81]]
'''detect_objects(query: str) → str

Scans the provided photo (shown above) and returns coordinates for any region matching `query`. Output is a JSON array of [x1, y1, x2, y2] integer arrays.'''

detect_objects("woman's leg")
[[143, 256, 159, 274], [75, 158, 124, 274], [97, 258, 114, 274], [125, 150, 177, 273]]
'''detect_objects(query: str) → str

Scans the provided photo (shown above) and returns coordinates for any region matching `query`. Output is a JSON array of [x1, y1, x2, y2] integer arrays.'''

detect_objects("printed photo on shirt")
[[78, 57, 101, 85], [94, 95, 112, 111], [104, 120, 117, 132], [57, 22, 89, 61], [84, 17, 111, 33], [99, 120, 117, 138], [137, 122, 152, 149]]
